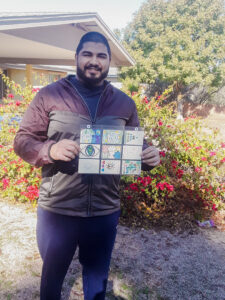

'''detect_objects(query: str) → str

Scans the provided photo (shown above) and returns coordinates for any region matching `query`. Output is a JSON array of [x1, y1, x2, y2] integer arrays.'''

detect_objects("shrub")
[[120, 89, 225, 226], [0, 75, 224, 227], [0, 75, 41, 204]]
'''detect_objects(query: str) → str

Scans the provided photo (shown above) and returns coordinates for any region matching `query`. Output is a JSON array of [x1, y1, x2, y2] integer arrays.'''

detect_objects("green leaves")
[[121, 0, 225, 94]]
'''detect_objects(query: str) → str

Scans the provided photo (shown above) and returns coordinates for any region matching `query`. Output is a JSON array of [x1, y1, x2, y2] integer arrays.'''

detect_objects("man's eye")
[[98, 55, 107, 59]]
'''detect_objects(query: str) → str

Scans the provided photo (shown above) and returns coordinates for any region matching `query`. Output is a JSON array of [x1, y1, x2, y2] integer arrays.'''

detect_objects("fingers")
[[141, 146, 160, 167], [50, 139, 80, 161]]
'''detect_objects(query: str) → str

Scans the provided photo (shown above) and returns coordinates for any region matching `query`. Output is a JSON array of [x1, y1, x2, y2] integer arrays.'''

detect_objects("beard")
[[76, 65, 109, 86]]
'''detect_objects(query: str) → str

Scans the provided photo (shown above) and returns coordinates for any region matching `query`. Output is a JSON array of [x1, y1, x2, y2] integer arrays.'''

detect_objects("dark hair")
[[76, 31, 111, 58]]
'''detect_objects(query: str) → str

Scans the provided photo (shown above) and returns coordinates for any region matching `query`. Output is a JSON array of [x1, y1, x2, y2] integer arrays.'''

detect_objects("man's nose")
[[89, 55, 99, 65]]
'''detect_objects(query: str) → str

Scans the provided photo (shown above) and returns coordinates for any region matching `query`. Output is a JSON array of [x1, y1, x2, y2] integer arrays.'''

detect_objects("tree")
[[121, 0, 225, 104]]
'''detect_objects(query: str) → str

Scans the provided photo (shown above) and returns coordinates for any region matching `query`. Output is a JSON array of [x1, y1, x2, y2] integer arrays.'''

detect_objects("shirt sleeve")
[[13, 89, 55, 167]]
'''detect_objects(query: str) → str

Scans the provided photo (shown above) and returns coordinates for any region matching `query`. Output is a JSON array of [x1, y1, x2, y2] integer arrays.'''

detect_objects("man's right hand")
[[49, 139, 80, 161]]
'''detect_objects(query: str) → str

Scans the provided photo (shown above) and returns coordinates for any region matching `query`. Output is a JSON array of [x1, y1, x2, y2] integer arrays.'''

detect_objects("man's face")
[[76, 42, 110, 86]]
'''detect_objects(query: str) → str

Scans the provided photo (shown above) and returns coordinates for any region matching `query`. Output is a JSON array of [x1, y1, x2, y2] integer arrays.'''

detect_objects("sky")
[[0, 0, 146, 30]]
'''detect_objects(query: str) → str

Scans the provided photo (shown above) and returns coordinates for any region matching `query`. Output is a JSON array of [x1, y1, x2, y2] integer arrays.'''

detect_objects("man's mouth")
[[85, 66, 101, 72]]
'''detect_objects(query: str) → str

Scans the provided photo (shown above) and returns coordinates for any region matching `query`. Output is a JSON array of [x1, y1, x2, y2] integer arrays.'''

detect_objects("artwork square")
[[122, 145, 143, 160], [100, 160, 121, 174], [101, 145, 122, 159], [78, 159, 100, 174], [122, 160, 142, 175], [102, 130, 123, 145], [79, 144, 101, 159], [124, 130, 144, 145], [80, 128, 101, 144]]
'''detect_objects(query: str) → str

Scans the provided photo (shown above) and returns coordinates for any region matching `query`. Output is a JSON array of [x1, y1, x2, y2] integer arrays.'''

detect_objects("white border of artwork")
[[78, 159, 100, 174], [122, 145, 143, 160]]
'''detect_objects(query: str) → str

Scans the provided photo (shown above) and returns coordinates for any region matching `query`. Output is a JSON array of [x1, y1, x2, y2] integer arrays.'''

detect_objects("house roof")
[[0, 12, 135, 67]]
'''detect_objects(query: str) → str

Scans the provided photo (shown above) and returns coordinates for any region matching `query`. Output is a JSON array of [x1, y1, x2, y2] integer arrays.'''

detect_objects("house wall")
[[7, 68, 67, 88]]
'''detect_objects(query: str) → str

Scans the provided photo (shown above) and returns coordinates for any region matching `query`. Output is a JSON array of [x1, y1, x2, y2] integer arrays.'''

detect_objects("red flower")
[[15, 101, 22, 106], [221, 142, 225, 148], [171, 160, 178, 169], [21, 185, 39, 201], [212, 204, 217, 211], [0, 145, 3, 148], [201, 157, 207, 161], [159, 151, 166, 157], [2, 178, 10, 189], [221, 157, 225, 163], [195, 146, 202, 150], [176, 169, 184, 178], [139, 176, 152, 186], [129, 183, 139, 191], [156, 182, 165, 190], [32, 88, 40, 93], [210, 151, 216, 156], [127, 195, 132, 200], [158, 120, 163, 126], [195, 167, 202, 173], [165, 183, 174, 192], [7, 94, 14, 99]]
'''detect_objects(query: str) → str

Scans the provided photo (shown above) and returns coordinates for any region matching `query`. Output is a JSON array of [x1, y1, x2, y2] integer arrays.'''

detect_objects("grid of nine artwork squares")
[[78, 126, 144, 175]]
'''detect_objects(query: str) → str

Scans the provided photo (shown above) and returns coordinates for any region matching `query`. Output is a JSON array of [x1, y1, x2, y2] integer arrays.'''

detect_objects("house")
[[0, 12, 134, 98]]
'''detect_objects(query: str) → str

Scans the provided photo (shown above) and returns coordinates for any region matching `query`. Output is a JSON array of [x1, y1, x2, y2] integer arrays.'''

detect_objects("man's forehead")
[[79, 42, 108, 53]]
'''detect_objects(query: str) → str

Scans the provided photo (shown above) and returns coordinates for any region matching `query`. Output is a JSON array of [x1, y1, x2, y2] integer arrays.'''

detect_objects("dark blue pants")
[[36, 207, 120, 300]]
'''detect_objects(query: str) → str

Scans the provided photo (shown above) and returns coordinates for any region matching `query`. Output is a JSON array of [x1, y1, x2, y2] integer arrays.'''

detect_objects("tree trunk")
[[174, 82, 184, 120]]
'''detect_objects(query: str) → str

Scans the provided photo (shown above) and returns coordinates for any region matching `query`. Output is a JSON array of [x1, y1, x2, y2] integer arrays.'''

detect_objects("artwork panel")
[[80, 128, 102, 144], [78, 159, 100, 174], [102, 130, 123, 144], [124, 130, 144, 145], [101, 145, 122, 159], [122, 145, 143, 160], [79, 144, 101, 159], [100, 160, 121, 174], [122, 160, 142, 175]]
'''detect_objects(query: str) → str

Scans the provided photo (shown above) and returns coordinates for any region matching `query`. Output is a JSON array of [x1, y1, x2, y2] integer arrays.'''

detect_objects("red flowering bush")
[[120, 88, 225, 226], [1, 74, 225, 228], [0, 75, 41, 204]]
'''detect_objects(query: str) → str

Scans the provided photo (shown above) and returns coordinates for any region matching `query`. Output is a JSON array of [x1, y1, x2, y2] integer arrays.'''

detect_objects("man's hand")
[[141, 146, 160, 167], [50, 139, 80, 161]]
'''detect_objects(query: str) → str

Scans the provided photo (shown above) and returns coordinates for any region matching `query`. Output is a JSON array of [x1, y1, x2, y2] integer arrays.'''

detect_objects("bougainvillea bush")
[[0, 74, 41, 203], [0, 74, 225, 228], [120, 89, 225, 227]]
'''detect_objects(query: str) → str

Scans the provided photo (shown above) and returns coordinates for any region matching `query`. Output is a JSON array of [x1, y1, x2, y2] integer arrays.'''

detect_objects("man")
[[14, 32, 160, 300]]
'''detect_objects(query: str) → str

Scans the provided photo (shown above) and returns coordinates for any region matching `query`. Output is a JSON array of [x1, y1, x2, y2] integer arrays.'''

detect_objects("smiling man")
[[76, 41, 110, 86], [14, 32, 160, 300]]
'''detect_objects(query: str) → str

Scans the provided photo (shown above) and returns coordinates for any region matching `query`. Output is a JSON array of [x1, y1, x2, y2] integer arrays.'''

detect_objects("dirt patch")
[[1, 200, 225, 300]]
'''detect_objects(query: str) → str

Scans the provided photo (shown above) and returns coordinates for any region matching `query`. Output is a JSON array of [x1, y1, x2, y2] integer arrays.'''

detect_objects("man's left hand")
[[141, 146, 160, 167]]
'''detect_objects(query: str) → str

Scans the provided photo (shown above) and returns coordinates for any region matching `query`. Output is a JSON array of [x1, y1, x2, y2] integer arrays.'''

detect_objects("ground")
[[1, 200, 225, 300]]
